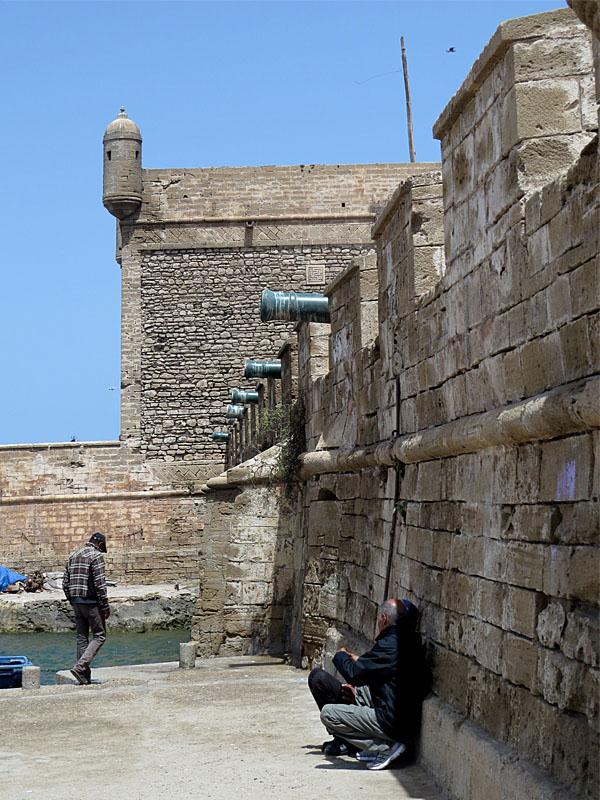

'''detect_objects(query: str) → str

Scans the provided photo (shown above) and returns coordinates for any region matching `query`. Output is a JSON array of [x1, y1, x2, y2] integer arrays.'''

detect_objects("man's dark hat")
[[89, 532, 107, 551]]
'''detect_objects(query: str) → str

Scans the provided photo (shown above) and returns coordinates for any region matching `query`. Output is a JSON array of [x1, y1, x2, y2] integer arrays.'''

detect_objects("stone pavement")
[[0, 655, 447, 800]]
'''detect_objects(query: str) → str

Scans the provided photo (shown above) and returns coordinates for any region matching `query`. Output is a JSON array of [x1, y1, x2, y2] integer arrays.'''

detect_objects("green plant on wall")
[[259, 399, 306, 506], [258, 404, 292, 442]]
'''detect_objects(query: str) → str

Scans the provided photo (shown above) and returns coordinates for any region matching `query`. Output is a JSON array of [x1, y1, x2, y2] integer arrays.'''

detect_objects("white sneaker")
[[366, 741, 406, 770], [355, 750, 378, 762]]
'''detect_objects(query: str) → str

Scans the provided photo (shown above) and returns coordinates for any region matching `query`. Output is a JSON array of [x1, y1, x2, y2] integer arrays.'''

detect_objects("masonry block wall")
[[118, 162, 438, 476], [278, 10, 597, 800], [191, 485, 297, 656], [1, 124, 436, 577], [0, 443, 204, 583]]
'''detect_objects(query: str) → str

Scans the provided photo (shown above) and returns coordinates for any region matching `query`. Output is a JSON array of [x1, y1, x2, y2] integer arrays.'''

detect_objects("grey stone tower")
[[102, 107, 143, 219]]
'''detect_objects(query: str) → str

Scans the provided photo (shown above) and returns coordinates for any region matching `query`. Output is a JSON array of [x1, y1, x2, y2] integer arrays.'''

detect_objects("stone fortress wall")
[[0, 5, 598, 799], [1, 106, 436, 581], [0, 441, 204, 583], [119, 161, 438, 467], [198, 9, 599, 800]]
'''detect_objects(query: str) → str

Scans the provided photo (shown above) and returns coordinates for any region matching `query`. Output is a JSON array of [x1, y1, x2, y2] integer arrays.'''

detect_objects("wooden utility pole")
[[401, 36, 416, 162]]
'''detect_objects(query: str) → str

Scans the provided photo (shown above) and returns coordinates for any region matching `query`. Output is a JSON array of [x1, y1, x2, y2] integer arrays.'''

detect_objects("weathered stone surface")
[[0, 586, 197, 632]]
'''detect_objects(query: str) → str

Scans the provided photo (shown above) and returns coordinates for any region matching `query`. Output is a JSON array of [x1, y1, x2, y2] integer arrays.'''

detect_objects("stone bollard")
[[21, 665, 41, 690], [179, 641, 197, 670]]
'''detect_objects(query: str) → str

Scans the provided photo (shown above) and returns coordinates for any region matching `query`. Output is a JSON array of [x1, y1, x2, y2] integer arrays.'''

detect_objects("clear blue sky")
[[0, 0, 565, 445]]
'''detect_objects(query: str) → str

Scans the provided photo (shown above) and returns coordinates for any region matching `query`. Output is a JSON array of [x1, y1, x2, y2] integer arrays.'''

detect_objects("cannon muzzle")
[[244, 359, 282, 379], [212, 431, 230, 442], [260, 289, 330, 323], [231, 389, 259, 404]]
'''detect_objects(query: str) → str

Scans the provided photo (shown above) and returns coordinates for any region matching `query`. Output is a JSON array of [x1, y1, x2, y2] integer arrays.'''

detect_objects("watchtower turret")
[[102, 107, 142, 219]]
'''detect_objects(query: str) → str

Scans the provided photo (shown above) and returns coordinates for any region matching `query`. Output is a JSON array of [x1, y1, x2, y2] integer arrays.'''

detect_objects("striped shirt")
[[62, 543, 109, 613]]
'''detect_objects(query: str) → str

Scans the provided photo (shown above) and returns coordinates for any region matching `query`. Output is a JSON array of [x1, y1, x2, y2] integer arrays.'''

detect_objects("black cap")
[[89, 533, 107, 552]]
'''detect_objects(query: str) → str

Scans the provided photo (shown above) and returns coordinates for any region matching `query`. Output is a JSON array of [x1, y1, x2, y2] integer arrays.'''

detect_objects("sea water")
[[0, 629, 189, 685]]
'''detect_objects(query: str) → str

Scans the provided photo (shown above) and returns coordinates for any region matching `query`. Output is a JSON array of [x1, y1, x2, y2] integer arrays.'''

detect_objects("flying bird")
[[446, 47, 456, 53]]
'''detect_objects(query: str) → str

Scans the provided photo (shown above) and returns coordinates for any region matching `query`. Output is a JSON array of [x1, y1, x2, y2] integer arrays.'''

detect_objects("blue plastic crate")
[[0, 656, 33, 688]]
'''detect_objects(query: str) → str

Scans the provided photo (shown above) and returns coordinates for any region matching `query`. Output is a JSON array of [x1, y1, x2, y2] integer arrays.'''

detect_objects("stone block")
[[570, 257, 599, 317], [539, 436, 592, 502], [562, 609, 600, 667], [520, 338, 547, 396], [552, 710, 599, 798], [502, 634, 538, 690], [504, 542, 546, 591], [545, 273, 571, 328], [547, 204, 572, 261], [441, 570, 479, 615], [536, 602, 567, 648], [451, 533, 485, 577], [565, 546, 600, 603], [508, 685, 556, 772], [536, 649, 584, 712], [502, 349, 524, 401], [467, 661, 513, 741], [506, 504, 562, 543], [503, 79, 583, 155], [503, 588, 543, 639], [515, 445, 541, 504], [242, 581, 272, 605], [451, 133, 475, 204], [430, 645, 471, 715], [511, 37, 588, 83], [476, 578, 504, 627], [459, 617, 503, 674], [179, 641, 197, 669], [21, 665, 41, 690], [582, 667, 599, 726]]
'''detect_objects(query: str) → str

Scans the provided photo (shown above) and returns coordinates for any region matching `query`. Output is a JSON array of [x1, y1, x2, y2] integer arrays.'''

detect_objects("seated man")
[[308, 598, 428, 770]]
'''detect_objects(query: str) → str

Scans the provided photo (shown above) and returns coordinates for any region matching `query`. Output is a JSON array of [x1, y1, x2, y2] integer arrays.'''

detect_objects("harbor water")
[[0, 628, 189, 685]]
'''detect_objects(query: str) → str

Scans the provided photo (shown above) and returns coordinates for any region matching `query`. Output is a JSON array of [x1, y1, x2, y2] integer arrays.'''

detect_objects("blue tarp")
[[0, 566, 27, 592]]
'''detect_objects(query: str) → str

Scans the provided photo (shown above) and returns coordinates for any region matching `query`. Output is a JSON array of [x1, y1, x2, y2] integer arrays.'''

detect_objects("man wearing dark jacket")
[[62, 533, 111, 685], [308, 598, 427, 770]]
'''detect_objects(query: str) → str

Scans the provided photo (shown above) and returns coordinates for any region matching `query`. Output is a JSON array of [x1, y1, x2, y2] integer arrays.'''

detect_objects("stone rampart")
[[200, 9, 598, 800], [117, 161, 439, 465], [191, 485, 297, 657]]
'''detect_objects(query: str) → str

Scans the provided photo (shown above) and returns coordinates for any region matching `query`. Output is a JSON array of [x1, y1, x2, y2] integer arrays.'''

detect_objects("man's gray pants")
[[320, 685, 394, 753], [73, 603, 106, 674]]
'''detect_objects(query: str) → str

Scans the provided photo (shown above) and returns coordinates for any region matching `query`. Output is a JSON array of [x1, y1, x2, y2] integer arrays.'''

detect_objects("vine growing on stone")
[[258, 399, 306, 507]]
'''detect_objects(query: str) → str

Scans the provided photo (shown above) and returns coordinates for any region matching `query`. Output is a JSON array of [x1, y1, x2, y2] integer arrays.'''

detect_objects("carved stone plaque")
[[306, 263, 326, 284]]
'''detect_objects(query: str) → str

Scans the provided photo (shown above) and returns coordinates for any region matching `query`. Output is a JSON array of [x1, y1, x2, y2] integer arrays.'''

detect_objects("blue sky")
[[0, 0, 565, 445]]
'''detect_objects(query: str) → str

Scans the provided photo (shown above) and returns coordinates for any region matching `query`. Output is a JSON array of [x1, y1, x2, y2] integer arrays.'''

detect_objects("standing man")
[[62, 532, 111, 685], [308, 598, 428, 770]]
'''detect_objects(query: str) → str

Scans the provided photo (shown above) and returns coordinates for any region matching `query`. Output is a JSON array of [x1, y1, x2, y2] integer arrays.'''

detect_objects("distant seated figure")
[[308, 598, 429, 771]]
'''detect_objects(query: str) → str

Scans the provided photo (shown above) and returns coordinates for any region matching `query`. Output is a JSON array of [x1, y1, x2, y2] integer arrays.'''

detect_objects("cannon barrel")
[[226, 404, 245, 419], [244, 359, 282, 379], [212, 431, 230, 442], [260, 289, 330, 323], [231, 389, 259, 404]]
